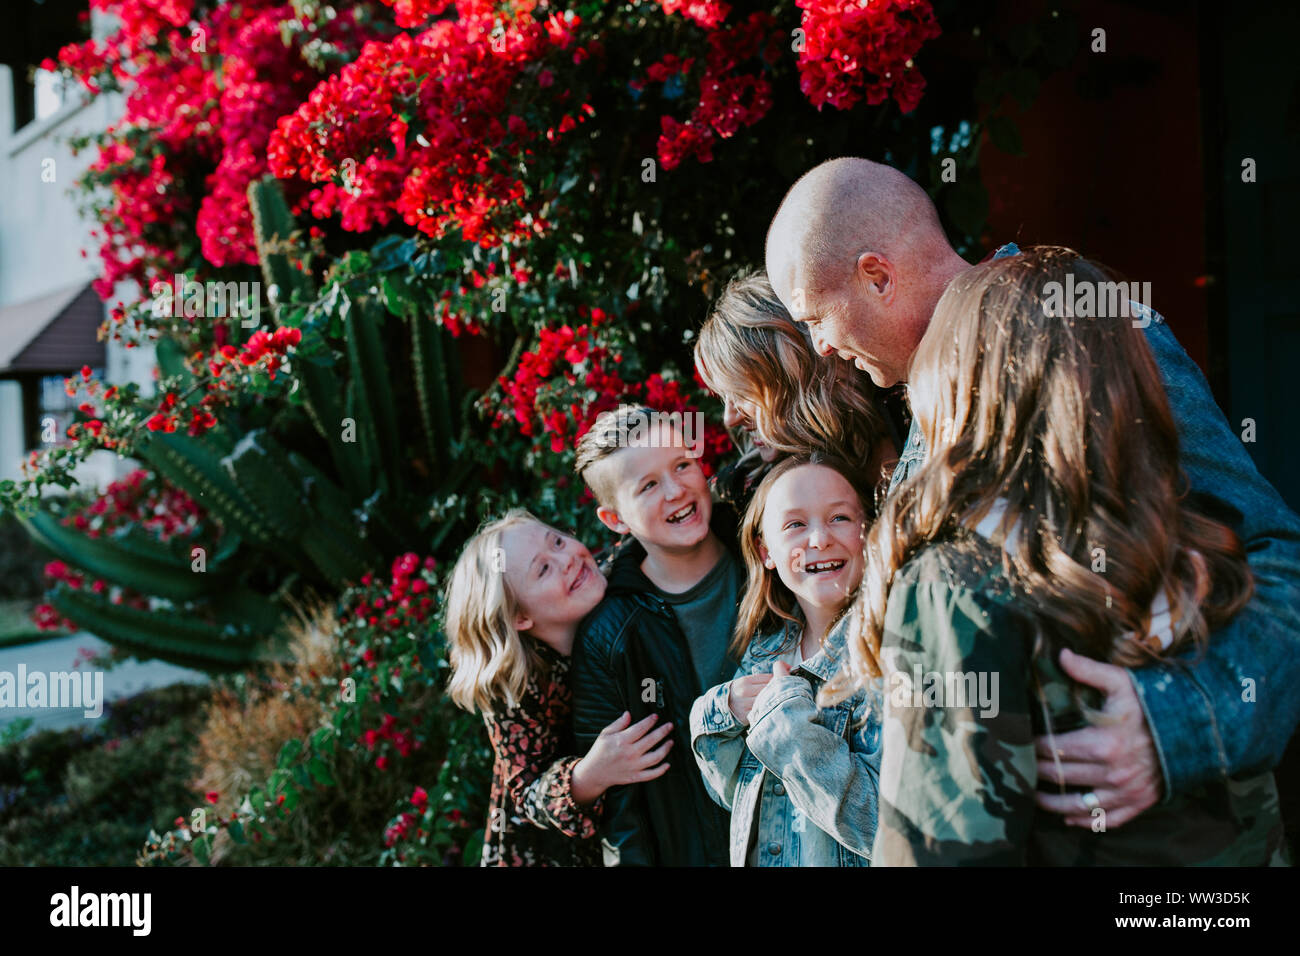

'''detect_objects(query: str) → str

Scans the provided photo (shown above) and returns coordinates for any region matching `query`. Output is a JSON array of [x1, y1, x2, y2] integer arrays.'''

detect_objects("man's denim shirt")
[[887, 242, 1300, 799], [689, 617, 882, 866]]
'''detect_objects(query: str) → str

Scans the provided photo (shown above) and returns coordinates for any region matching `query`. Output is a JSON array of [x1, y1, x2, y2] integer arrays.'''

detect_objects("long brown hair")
[[733, 452, 872, 659], [695, 269, 892, 497], [826, 246, 1253, 700]]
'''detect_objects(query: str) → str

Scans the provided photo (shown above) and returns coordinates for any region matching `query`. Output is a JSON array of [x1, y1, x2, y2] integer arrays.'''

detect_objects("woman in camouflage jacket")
[[823, 247, 1288, 866]]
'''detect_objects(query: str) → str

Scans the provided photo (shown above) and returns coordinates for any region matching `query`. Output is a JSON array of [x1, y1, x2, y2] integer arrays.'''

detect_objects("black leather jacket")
[[570, 531, 736, 867]]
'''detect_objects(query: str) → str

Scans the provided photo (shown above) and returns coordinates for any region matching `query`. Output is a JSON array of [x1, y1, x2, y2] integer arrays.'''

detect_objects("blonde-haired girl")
[[446, 509, 673, 866], [689, 454, 882, 866]]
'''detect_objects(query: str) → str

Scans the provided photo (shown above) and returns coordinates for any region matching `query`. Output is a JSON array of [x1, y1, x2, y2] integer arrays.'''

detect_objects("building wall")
[[979, 1, 1209, 373], [0, 57, 154, 487]]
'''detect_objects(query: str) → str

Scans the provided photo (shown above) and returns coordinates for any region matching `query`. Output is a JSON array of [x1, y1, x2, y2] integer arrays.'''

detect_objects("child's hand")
[[771, 661, 792, 678], [727, 674, 776, 725], [572, 712, 674, 803]]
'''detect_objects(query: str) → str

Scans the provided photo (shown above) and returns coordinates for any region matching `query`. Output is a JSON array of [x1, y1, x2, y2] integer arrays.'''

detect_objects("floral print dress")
[[480, 641, 603, 866]]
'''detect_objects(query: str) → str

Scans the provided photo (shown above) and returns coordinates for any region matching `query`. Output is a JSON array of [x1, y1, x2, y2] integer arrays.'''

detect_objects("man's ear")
[[856, 251, 894, 299], [595, 504, 629, 536]]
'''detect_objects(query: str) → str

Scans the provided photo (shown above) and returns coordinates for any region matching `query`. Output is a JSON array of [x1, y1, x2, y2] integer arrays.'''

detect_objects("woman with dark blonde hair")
[[694, 269, 896, 515], [827, 245, 1286, 865]]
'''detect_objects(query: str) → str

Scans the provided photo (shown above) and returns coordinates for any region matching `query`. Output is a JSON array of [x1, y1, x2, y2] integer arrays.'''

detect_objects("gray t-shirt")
[[651, 548, 743, 695]]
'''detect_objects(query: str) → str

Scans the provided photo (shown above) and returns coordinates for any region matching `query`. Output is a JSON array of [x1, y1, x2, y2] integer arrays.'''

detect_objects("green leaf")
[[277, 738, 303, 768], [1005, 68, 1040, 112], [986, 115, 1024, 156], [307, 757, 337, 786], [381, 273, 415, 318], [411, 250, 446, 276], [372, 235, 418, 270], [1004, 22, 1040, 62], [227, 821, 247, 845], [192, 835, 211, 866], [460, 828, 485, 866], [311, 726, 336, 755]]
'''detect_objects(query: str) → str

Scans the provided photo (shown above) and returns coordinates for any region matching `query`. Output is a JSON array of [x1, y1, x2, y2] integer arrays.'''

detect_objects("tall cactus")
[[343, 294, 401, 500], [248, 176, 314, 319], [46, 582, 276, 671]]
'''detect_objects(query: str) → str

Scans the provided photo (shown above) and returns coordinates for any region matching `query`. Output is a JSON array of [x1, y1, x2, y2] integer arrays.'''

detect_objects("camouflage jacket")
[[889, 242, 1300, 800], [873, 528, 1288, 866]]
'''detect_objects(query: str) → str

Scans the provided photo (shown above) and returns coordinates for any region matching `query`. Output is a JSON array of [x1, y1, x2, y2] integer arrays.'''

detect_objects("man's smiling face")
[[782, 263, 909, 389]]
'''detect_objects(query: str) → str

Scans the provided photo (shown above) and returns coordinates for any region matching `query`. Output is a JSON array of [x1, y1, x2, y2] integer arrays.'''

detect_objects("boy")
[[570, 405, 740, 866]]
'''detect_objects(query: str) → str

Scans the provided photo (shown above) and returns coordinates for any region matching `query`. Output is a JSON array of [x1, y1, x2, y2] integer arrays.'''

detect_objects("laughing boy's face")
[[595, 421, 714, 554]]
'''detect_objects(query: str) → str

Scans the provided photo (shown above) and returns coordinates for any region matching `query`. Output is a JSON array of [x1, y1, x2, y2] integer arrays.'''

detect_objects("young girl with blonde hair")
[[446, 509, 673, 866]]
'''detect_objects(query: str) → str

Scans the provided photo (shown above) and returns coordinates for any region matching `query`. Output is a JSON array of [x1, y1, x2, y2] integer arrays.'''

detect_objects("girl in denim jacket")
[[690, 454, 882, 866]]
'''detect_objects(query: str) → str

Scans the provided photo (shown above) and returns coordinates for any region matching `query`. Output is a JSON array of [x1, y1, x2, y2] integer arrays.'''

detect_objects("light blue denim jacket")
[[889, 242, 1300, 799], [689, 616, 882, 866]]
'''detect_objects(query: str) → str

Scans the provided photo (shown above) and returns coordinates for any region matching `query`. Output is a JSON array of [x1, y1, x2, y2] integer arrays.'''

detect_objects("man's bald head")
[[763, 157, 967, 387], [765, 157, 949, 305]]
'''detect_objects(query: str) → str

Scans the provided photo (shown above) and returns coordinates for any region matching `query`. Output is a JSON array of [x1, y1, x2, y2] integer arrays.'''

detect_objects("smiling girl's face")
[[758, 464, 866, 612], [500, 521, 606, 648]]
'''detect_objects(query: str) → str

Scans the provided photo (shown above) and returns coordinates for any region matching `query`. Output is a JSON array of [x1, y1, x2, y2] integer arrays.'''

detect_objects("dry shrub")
[[191, 598, 339, 849]]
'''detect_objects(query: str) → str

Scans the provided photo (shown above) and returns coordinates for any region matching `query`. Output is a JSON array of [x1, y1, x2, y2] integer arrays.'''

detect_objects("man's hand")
[[1034, 648, 1163, 828]]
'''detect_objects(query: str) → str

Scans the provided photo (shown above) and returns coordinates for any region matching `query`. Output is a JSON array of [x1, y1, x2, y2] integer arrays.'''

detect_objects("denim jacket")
[[689, 616, 882, 866], [889, 242, 1300, 799]]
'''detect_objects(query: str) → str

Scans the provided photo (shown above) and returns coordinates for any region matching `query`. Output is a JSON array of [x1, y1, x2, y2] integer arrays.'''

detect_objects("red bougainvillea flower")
[[654, 12, 781, 171], [269, 4, 588, 251], [54, 0, 385, 294], [794, 0, 941, 113], [657, 0, 732, 30]]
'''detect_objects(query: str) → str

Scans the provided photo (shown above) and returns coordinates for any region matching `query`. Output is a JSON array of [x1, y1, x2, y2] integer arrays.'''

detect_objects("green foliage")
[[138, 559, 489, 867], [0, 683, 211, 867]]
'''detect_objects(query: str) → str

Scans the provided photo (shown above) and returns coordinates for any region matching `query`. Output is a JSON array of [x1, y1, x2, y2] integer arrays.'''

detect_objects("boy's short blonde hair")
[[573, 404, 660, 507]]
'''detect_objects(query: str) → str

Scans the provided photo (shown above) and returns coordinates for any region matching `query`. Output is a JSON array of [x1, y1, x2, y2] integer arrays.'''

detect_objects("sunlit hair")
[[446, 508, 555, 715], [695, 269, 892, 500], [573, 403, 660, 507], [733, 452, 873, 659], [823, 246, 1253, 704]]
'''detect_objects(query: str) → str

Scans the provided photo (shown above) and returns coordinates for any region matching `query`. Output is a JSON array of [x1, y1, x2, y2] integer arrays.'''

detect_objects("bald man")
[[766, 156, 1300, 833]]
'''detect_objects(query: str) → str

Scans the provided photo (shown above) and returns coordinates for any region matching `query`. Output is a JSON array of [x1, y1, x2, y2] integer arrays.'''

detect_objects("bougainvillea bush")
[[6, 0, 1077, 862]]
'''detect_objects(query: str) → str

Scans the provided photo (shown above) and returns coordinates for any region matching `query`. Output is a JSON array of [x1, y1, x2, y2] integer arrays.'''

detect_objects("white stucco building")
[[0, 43, 155, 491]]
